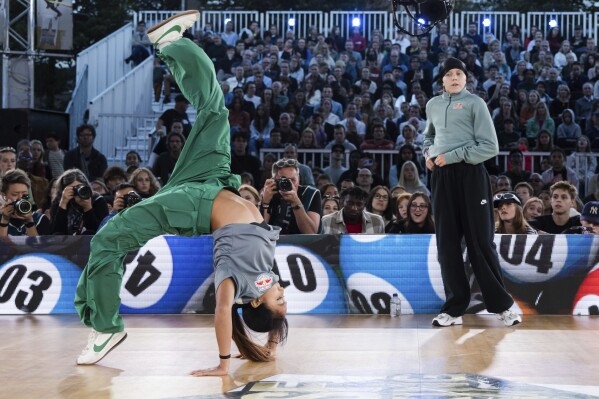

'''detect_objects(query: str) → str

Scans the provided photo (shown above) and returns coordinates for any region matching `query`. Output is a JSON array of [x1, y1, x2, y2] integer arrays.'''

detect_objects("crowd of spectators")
[[150, 18, 599, 235], [0, 124, 154, 238], [7, 18, 599, 238]]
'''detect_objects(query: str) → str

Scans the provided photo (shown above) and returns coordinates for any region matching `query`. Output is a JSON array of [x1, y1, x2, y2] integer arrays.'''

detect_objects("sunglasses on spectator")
[[493, 192, 522, 205], [274, 159, 298, 168], [0, 147, 16, 153], [323, 194, 340, 200], [410, 203, 429, 210]]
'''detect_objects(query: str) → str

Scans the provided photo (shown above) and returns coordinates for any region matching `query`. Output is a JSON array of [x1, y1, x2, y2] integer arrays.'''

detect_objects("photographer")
[[50, 169, 109, 235], [0, 169, 51, 236], [261, 158, 322, 234], [98, 183, 142, 230]]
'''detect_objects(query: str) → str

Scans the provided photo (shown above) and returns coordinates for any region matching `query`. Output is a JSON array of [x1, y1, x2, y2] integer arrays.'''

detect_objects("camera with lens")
[[13, 195, 32, 217], [123, 191, 143, 208], [274, 177, 293, 192], [73, 184, 92, 200]]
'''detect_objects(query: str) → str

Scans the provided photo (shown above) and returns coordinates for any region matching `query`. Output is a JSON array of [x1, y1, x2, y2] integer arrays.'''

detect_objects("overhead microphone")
[[392, 0, 455, 37]]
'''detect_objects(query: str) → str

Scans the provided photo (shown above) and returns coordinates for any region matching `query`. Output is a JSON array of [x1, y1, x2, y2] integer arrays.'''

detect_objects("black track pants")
[[431, 161, 514, 316]]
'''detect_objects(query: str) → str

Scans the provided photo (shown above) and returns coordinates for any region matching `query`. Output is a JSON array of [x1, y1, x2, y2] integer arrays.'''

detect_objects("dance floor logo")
[[181, 373, 596, 398]]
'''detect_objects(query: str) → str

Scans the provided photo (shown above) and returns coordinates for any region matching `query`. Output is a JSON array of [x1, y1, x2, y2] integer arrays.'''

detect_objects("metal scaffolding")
[[1, 0, 35, 108]]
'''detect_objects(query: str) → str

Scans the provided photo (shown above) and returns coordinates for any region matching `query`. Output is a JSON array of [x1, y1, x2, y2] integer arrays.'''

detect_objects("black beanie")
[[438, 57, 468, 81]]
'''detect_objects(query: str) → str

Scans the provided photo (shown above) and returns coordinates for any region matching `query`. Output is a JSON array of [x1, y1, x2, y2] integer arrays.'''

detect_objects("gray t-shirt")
[[213, 223, 281, 304]]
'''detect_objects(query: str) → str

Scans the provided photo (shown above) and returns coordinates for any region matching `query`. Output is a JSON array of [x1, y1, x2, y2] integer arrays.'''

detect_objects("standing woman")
[[424, 57, 521, 327]]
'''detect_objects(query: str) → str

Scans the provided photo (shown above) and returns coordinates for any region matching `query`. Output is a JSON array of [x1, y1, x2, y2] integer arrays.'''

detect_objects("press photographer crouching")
[[261, 158, 322, 234], [98, 183, 143, 230], [50, 169, 109, 235], [0, 169, 51, 236]]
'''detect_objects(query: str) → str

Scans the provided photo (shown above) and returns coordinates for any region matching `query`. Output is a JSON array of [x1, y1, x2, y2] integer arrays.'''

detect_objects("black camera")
[[563, 225, 594, 234], [73, 184, 92, 200], [274, 177, 293, 192], [13, 195, 32, 217], [123, 191, 142, 208]]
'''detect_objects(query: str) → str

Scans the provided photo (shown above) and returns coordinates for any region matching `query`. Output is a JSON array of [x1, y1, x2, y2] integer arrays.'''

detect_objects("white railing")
[[65, 66, 88, 149], [453, 11, 523, 43], [329, 11, 389, 42], [527, 12, 589, 40], [133, 10, 598, 46], [76, 23, 134, 101], [201, 10, 261, 38], [135, 10, 262, 40], [136, 10, 198, 32], [265, 11, 325, 43], [258, 148, 566, 180], [87, 56, 154, 161]]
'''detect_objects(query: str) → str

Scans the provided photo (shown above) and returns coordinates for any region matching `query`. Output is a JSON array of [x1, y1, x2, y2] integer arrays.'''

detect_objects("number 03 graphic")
[[0, 265, 52, 312]]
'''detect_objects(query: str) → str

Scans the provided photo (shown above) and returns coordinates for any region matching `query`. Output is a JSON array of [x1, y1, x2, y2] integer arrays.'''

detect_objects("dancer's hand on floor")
[[190, 365, 228, 377]]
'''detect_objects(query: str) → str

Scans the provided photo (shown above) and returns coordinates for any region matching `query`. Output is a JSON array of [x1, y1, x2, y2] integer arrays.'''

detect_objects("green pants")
[[74, 39, 240, 333]]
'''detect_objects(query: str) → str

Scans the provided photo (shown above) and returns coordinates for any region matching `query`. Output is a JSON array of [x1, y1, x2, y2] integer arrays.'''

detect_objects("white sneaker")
[[76, 329, 128, 365], [497, 309, 522, 326], [147, 10, 200, 50], [432, 313, 463, 327]]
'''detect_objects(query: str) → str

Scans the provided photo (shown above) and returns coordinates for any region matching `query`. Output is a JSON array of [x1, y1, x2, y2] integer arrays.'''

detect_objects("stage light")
[[288, 18, 295, 27], [392, 0, 455, 37], [482, 18, 491, 28], [549, 19, 558, 28], [224, 18, 231, 25], [352, 17, 361, 27]]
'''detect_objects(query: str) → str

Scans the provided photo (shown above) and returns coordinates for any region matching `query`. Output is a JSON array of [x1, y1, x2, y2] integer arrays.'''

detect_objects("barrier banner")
[[0, 234, 597, 316]]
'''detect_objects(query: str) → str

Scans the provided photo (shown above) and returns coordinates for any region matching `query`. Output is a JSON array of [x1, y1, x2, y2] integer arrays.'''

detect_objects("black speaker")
[[0, 108, 70, 149]]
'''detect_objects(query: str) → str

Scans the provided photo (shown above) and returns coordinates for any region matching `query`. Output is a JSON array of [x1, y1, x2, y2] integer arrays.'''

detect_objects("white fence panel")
[[76, 23, 134, 100], [265, 11, 325, 44], [87, 56, 154, 162], [329, 11, 388, 42], [136, 11, 186, 32], [202, 10, 261, 38], [456, 11, 523, 43], [526, 12, 591, 40]]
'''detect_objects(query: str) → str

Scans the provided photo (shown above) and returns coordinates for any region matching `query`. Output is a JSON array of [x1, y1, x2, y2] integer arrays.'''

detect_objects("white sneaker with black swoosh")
[[147, 10, 199, 50], [77, 329, 128, 365]]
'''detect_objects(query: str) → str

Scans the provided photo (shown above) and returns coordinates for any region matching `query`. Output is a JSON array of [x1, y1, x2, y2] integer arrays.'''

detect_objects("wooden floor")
[[1, 314, 599, 399]]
